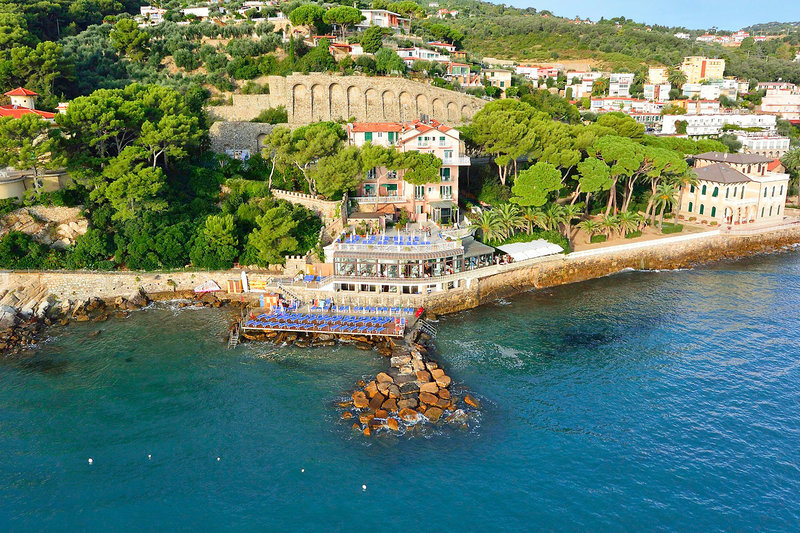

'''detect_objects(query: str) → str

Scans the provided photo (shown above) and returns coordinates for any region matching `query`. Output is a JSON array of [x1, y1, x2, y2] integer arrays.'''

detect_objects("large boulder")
[[419, 382, 439, 395], [399, 408, 420, 422], [368, 392, 386, 411], [352, 391, 369, 409], [419, 391, 438, 406], [376, 372, 393, 383], [425, 407, 444, 422]]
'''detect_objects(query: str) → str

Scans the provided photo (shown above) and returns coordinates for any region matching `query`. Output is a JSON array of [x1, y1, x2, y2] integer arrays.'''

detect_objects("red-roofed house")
[[0, 88, 56, 122], [347, 119, 469, 225]]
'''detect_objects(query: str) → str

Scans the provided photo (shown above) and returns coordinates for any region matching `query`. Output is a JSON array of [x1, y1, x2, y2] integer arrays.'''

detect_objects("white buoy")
[[88, 458, 93, 465], [217, 457, 221, 461], [301, 468, 305, 473], [362, 484, 367, 491], [148, 454, 152, 460]]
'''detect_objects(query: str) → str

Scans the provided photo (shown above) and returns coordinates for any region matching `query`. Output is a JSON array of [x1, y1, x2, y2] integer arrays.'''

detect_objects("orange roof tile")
[[4, 87, 38, 97], [767, 159, 783, 172], [350, 122, 404, 132], [0, 105, 55, 119]]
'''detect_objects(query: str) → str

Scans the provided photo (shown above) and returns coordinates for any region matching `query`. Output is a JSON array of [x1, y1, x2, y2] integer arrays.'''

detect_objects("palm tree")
[[542, 203, 566, 232], [495, 203, 524, 240], [599, 213, 619, 238], [667, 68, 687, 89], [560, 203, 583, 240], [653, 183, 677, 229], [469, 210, 503, 243], [577, 219, 602, 244], [520, 206, 546, 234], [617, 210, 643, 237], [670, 171, 698, 223]]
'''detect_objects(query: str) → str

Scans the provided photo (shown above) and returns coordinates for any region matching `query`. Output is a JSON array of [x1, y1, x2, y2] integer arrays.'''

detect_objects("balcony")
[[441, 155, 471, 166], [351, 195, 405, 204]]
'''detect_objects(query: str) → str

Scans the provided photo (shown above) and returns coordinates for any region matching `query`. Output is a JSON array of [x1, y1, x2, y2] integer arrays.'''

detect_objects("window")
[[761, 207, 765, 217], [414, 185, 424, 200], [444, 150, 453, 160], [366, 168, 376, 180], [769, 206, 773, 216], [377, 132, 383, 139], [364, 184, 376, 196], [688, 201, 693, 212], [388, 132, 396, 143], [725, 188, 729, 199], [733, 186, 737, 198], [383, 183, 398, 194], [772, 186, 776, 197], [741, 187, 744, 200], [711, 206, 716, 217], [780, 185, 784, 196], [712, 187, 719, 197], [778, 205, 781, 215], [690, 185, 695, 193], [439, 136, 446, 146], [699, 204, 705, 215], [701, 184, 707, 195], [365, 132, 373, 141], [440, 167, 451, 181], [440, 185, 452, 199], [764, 187, 768, 197]]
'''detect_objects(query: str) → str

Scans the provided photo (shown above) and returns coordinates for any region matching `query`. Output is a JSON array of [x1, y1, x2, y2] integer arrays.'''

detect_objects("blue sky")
[[508, 0, 800, 31]]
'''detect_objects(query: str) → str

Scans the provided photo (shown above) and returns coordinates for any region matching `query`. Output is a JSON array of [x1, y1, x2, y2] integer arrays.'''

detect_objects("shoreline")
[[2, 224, 800, 355]]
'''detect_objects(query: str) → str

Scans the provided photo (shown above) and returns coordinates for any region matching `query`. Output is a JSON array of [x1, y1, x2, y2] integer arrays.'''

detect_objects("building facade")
[[677, 152, 789, 225], [357, 9, 410, 33], [661, 113, 776, 137], [347, 120, 469, 225], [736, 133, 791, 158], [760, 87, 800, 122], [680, 56, 726, 84], [609, 73, 635, 97]]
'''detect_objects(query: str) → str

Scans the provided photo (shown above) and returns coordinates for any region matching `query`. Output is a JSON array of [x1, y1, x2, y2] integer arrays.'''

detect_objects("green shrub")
[[591, 234, 607, 243], [625, 230, 642, 239], [477, 178, 511, 206], [661, 223, 684, 234], [252, 106, 288, 124]]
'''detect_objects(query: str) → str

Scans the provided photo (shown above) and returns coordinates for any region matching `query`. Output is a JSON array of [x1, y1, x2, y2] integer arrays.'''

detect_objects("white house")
[[397, 46, 450, 66], [644, 83, 671, 102], [609, 73, 635, 97], [760, 87, 800, 121], [357, 9, 410, 33], [736, 133, 791, 158], [661, 113, 777, 137]]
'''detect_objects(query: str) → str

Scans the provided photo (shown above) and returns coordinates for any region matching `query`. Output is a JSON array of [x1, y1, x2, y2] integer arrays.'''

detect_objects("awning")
[[498, 240, 563, 261], [462, 236, 495, 258], [194, 280, 221, 293], [429, 200, 454, 209]]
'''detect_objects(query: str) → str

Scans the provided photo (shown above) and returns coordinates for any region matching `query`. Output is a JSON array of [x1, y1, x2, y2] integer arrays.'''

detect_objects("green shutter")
[[365, 132, 373, 141]]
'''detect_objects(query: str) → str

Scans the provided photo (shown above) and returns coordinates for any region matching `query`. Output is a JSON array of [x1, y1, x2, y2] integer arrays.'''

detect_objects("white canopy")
[[498, 240, 563, 261], [194, 280, 221, 293]]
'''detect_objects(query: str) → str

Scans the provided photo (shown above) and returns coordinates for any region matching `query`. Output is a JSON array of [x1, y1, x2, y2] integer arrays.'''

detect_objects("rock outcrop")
[[0, 206, 88, 249]]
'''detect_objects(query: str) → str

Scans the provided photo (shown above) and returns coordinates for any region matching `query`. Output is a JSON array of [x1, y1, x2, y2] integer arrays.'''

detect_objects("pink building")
[[347, 120, 469, 225]]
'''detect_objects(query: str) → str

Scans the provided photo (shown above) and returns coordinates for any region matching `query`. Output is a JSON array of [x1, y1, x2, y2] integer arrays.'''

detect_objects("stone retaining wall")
[[206, 73, 485, 125]]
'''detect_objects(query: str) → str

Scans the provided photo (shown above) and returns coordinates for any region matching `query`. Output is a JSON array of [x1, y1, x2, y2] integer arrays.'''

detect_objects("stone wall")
[[208, 121, 276, 157], [271, 189, 343, 224], [422, 226, 800, 315], [206, 73, 486, 125]]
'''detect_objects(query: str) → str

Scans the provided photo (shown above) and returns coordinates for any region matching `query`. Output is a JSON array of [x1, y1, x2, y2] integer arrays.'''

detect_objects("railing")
[[351, 195, 405, 204], [331, 241, 463, 254]]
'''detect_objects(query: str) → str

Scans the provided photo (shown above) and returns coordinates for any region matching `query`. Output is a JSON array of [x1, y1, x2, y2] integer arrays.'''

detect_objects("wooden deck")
[[242, 311, 413, 338]]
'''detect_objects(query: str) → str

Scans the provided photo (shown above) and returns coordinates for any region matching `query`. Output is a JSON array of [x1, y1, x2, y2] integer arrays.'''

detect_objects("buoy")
[[217, 457, 221, 461], [301, 468, 305, 473], [88, 458, 93, 465], [361, 484, 367, 491], [148, 454, 151, 460]]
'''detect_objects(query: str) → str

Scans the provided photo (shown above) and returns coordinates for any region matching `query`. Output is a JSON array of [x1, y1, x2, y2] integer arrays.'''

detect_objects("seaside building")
[[677, 152, 789, 225], [566, 78, 595, 99], [680, 56, 725, 84], [397, 46, 450, 67], [346, 119, 469, 225], [482, 69, 512, 95]]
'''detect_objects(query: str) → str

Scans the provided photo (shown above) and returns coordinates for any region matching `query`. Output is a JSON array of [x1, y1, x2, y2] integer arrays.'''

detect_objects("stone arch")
[[329, 83, 346, 121], [431, 98, 445, 121], [292, 84, 308, 121], [311, 83, 327, 121], [256, 133, 269, 152], [346, 85, 362, 120], [399, 91, 415, 121], [447, 101, 458, 122], [461, 104, 472, 120], [416, 93, 430, 118], [365, 88, 380, 120], [381, 90, 397, 120]]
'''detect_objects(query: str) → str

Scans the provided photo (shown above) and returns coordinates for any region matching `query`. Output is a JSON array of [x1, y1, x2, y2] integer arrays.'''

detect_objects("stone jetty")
[[342, 326, 480, 436]]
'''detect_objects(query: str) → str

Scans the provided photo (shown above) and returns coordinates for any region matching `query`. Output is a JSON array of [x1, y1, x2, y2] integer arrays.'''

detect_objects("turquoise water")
[[2, 250, 800, 531]]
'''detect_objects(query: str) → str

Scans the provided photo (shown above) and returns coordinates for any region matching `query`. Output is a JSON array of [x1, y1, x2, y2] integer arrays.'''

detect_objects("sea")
[[1, 249, 800, 531]]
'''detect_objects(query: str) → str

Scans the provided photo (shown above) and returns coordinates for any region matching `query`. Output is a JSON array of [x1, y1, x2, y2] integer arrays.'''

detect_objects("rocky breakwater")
[[342, 330, 481, 436], [240, 327, 392, 351]]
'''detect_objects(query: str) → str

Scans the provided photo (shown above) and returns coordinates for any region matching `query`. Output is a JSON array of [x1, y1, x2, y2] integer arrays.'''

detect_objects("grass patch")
[[625, 230, 642, 239], [590, 234, 607, 243], [661, 223, 684, 234]]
